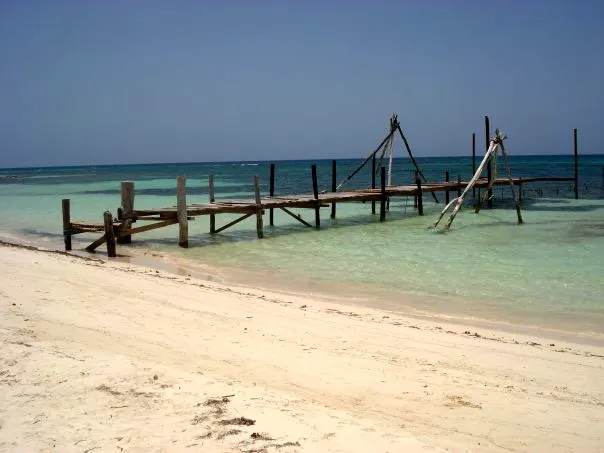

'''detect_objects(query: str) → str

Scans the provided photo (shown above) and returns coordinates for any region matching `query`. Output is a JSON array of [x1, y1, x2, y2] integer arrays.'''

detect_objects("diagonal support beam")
[[280, 207, 313, 228], [214, 212, 254, 234]]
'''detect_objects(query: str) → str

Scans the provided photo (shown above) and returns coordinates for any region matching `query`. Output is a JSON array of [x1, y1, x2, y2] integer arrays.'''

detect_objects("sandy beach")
[[0, 242, 603, 453]]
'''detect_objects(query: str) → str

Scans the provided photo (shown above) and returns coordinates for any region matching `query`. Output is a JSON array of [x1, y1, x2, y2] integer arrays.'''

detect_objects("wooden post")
[[331, 160, 337, 219], [61, 199, 72, 251], [269, 163, 275, 226], [117, 181, 134, 244], [103, 211, 116, 258], [485, 116, 493, 208], [457, 174, 462, 197], [445, 171, 450, 204], [573, 128, 579, 199], [177, 176, 188, 248], [413, 171, 418, 208], [472, 132, 476, 198], [380, 167, 386, 221], [416, 175, 424, 216], [311, 164, 320, 228], [519, 177, 523, 202], [371, 154, 376, 214], [209, 174, 216, 233], [253, 175, 264, 239]]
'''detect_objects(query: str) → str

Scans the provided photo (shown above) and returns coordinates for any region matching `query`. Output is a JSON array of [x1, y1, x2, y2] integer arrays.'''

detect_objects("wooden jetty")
[[60, 116, 581, 257], [61, 169, 575, 258]]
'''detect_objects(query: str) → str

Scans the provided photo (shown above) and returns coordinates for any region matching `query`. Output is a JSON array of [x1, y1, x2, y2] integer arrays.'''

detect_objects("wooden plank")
[[104, 211, 116, 258], [253, 175, 263, 239], [116, 219, 178, 237], [214, 213, 254, 234], [209, 174, 216, 234], [311, 164, 320, 229], [281, 207, 312, 228], [118, 181, 134, 244], [269, 163, 275, 226], [62, 199, 72, 251], [177, 176, 188, 248]]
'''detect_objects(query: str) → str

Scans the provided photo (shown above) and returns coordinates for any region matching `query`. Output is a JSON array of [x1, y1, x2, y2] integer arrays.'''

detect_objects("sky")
[[0, 1, 603, 168]]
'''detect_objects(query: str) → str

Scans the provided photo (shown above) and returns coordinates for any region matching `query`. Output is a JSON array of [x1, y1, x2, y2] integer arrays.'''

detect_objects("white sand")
[[0, 244, 603, 453]]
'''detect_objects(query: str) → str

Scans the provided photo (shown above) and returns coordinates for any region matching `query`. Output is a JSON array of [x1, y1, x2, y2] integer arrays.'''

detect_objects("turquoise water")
[[1, 156, 603, 333]]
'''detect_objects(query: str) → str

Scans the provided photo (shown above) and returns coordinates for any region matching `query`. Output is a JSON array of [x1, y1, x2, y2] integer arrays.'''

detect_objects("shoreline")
[[2, 229, 604, 346], [1, 241, 603, 452]]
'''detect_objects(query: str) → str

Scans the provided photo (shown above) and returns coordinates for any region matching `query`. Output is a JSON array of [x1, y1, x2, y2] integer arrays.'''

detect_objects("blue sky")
[[0, 1, 602, 167]]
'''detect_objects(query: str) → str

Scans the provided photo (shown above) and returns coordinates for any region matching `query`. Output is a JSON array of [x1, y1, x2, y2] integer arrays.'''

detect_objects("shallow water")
[[1, 156, 603, 333]]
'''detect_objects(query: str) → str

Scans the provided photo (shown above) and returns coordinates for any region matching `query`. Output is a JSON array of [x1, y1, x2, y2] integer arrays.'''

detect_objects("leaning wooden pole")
[[499, 141, 523, 224], [103, 211, 116, 258], [61, 199, 72, 251], [253, 175, 264, 239], [177, 176, 188, 248], [433, 139, 499, 230], [573, 128, 579, 199], [396, 125, 439, 204], [485, 116, 493, 208], [117, 181, 134, 244], [311, 164, 320, 229]]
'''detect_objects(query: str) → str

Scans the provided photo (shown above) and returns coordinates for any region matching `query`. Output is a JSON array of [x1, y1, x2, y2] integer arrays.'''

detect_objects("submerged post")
[[445, 171, 450, 204], [472, 132, 476, 198], [118, 181, 134, 244], [103, 211, 116, 258], [380, 167, 386, 221], [177, 176, 188, 248], [253, 175, 264, 238], [269, 163, 275, 226], [311, 164, 320, 228], [371, 154, 376, 214], [61, 199, 72, 251], [331, 160, 337, 219], [573, 128, 579, 199], [416, 175, 424, 216], [485, 116, 493, 208], [209, 174, 216, 233]]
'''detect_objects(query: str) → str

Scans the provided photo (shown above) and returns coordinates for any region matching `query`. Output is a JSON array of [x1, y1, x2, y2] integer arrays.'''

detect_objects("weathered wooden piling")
[[311, 164, 320, 228], [177, 176, 188, 248], [331, 160, 337, 219], [380, 167, 386, 221], [117, 181, 134, 244], [371, 155, 376, 214], [269, 163, 275, 226], [416, 175, 424, 216], [573, 128, 579, 199], [103, 211, 116, 257], [413, 171, 418, 208], [485, 116, 493, 208], [62, 199, 72, 251], [209, 174, 216, 233], [519, 177, 523, 202], [472, 132, 476, 198], [445, 171, 450, 204], [253, 175, 264, 238]]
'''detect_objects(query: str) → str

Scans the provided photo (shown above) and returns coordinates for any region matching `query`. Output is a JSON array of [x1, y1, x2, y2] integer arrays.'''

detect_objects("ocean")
[[1, 155, 604, 336]]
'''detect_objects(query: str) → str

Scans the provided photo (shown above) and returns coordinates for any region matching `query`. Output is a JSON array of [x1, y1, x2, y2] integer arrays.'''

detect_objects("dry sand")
[[0, 243, 603, 453]]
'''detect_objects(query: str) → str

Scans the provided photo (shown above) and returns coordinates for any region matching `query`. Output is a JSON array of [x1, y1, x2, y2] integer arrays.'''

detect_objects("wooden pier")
[[61, 170, 575, 257]]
